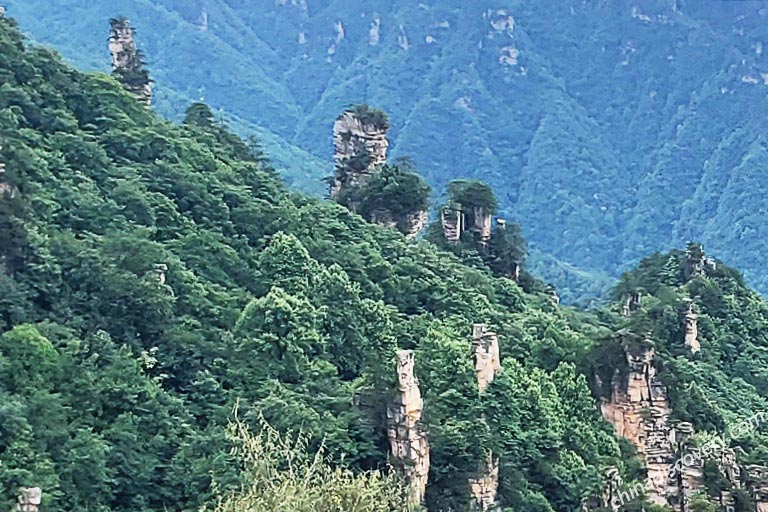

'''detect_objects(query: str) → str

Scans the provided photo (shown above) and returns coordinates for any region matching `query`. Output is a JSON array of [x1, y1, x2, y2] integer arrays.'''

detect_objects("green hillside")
[[6, 0, 768, 303], [2, 11, 768, 512], [0, 15, 622, 511]]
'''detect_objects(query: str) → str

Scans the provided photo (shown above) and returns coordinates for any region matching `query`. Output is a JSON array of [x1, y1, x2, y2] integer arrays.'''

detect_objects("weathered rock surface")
[[469, 453, 500, 511], [441, 205, 492, 244], [600, 344, 673, 506], [16, 487, 42, 512], [683, 301, 700, 354], [330, 109, 389, 199], [599, 343, 747, 511], [370, 208, 428, 240], [472, 323, 501, 393], [469, 324, 501, 510], [387, 350, 429, 505], [108, 18, 152, 105], [471, 206, 492, 242], [747, 465, 768, 512], [441, 206, 464, 243]]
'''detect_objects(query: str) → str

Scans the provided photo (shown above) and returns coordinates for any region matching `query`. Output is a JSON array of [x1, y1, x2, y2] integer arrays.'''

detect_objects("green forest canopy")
[[1, 14, 768, 512]]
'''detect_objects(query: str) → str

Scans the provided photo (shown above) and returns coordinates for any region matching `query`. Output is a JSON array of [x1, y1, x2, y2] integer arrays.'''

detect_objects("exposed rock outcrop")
[[387, 350, 429, 505], [469, 324, 501, 510], [109, 18, 152, 106], [472, 323, 501, 393], [370, 209, 428, 240], [746, 465, 768, 511], [667, 422, 702, 510], [599, 343, 745, 511], [621, 292, 643, 316], [600, 344, 673, 506], [471, 206, 492, 242], [441, 206, 464, 243], [369, 15, 381, 45], [440, 205, 492, 244], [330, 107, 427, 237], [469, 453, 500, 511], [683, 301, 700, 354], [16, 487, 42, 512], [330, 108, 389, 200]]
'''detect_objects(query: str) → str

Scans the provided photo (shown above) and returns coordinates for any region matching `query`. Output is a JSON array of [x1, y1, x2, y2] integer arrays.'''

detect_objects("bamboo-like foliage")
[[210, 418, 418, 512]]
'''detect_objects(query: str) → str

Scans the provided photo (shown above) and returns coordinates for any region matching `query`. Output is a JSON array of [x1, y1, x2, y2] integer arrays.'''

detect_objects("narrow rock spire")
[[330, 106, 389, 200], [469, 324, 501, 510], [109, 17, 152, 106], [387, 350, 430, 505]]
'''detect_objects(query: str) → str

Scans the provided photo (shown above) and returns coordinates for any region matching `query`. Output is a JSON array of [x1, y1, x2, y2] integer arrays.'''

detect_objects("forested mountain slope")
[[3, 12, 768, 512], [6, 0, 768, 302], [0, 15, 623, 511]]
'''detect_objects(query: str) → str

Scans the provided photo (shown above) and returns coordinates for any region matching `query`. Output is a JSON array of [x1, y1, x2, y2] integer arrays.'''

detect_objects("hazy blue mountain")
[[8, 0, 768, 302]]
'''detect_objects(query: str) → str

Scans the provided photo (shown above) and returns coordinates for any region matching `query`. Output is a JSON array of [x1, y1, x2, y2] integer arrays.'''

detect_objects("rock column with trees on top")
[[109, 17, 152, 105], [330, 106, 430, 238]]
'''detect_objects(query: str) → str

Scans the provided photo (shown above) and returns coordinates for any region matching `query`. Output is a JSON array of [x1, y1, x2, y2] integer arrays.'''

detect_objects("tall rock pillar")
[[387, 350, 430, 505], [683, 301, 700, 354], [600, 345, 674, 506], [471, 206, 492, 243], [469, 324, 501, 510], [472, 324, 501, 393], [330, 108, 389, 200], [109, 18, 152, 105]]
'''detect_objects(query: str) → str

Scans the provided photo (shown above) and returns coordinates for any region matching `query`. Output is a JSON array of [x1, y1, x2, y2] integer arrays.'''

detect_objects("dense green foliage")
[[3, 12, 768, 512], [210, 418, 415, 512], [8, 0, 768, 303], [0, 17, 627, 512], [426, 180, 534, 291], [354, 160, 431, 235], [609, 244, 768, 453]]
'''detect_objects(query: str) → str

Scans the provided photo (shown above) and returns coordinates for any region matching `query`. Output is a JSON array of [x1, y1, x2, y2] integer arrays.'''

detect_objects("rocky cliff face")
[[600, 344, 673, 507], [471, 206, 492, 243], [683, 301, 700, 354], [440, 205, 492, 244], [472, 323, 501, 393], [387, 350, 430, 505], [468, 323, 501, 510], [330, 109, 389, 200], [16, 487, 42, 512], [600, 343, 752, 511], [469, 454, 500, 512], [370, 209, 428, 240], [108, 18, 152, 106], [441, 206, 464, 243], [746, 465, 768, 511]]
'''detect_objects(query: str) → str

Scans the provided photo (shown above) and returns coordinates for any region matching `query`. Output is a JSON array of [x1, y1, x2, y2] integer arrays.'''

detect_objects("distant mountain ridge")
[[7, 0, 768, 302]]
